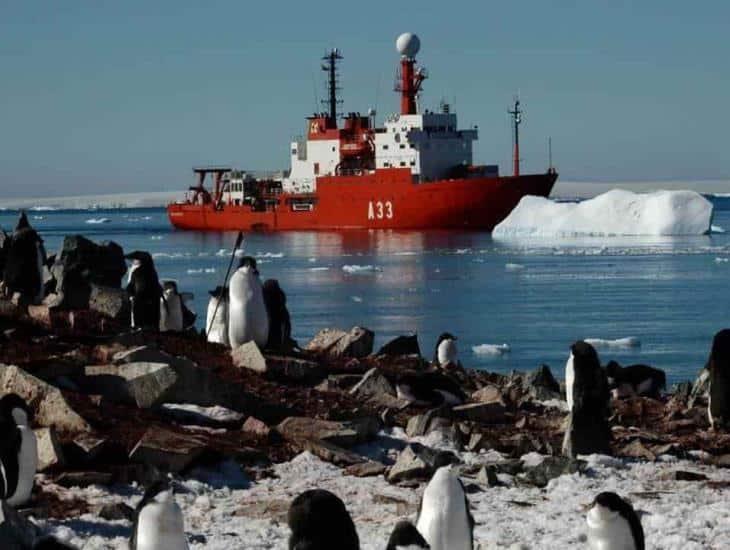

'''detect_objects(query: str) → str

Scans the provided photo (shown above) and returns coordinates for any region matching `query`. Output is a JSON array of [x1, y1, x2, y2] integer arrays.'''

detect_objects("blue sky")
[[1, 1, 729, 197]]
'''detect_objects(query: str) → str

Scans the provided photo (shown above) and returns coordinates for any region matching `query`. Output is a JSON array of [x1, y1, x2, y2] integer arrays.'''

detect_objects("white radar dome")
[[396, 33, 420, 57]]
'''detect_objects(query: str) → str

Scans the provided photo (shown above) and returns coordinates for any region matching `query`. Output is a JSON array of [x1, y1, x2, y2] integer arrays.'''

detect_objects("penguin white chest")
[[437, 339, 458, 366], [7, 425, 37, 507], [206, 296, 230, 346], [586, 506, 636, 550], [136, 499, 188, 550], [417, 468, 472, 550], [228, 268, 269, 348], [565, 353, 575, 412]]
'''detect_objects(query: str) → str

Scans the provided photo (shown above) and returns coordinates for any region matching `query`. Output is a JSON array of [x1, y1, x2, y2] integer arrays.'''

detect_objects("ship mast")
[[321, 48, 343, 126], [395, 33, 427, 115], [509, 97, 522, 177]]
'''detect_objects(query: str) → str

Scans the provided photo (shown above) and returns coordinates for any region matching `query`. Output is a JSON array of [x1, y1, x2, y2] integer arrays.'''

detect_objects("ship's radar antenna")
[[509, 96, 523, 177], [321, 48, 343, 124], [394, 33, 427, 115]]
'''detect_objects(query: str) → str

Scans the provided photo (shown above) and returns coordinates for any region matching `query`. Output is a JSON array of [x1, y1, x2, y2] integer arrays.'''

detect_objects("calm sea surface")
[[2, 199, 730, 385]]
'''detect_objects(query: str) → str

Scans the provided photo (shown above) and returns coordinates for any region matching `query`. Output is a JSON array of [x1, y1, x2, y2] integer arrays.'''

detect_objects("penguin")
[[586, 491, 645, 550], [287, 488, 359, 550], [386, 520, 430, 550], [125, 251, 163, 331], [433, 333, 458, 367], [416, 466, 474, 550], [159, 281, 184, 332], [205, 286, 229, 346], [130, 480, 188, 550], [262, 278, 292, 351], [0, 393, 38, 507], [605, 361, 666, 399], [395, 371, 466, 407], [708, 329, 730, 430], [1, 212, 46, 304], [228, 256, 269, 349]]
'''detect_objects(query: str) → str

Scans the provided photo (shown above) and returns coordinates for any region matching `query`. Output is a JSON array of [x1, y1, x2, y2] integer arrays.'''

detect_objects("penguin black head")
[[571, 341, 600, 367], [137, 479, 173, 507], [162, 280, 179, 293], [263, 279, 286, 307], [32, 536, 78, 550], [605, 360, 622, 379], [436, 332, 457, 345], [124, 250, 154, 266], [237, 256, 258, 272], [287, 489, 359, 550], [208, 285, 228, 299], [15, 211, 30, 231], [386, 520, 429, 550], [710, 329, 730, 368], [0, 393, 32, 427], [590, 492, 645, 550]]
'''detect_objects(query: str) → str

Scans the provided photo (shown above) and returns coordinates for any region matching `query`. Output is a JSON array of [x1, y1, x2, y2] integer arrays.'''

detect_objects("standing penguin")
[[708, 329, 730, 430], [205, 286, 229, 346], [416, 466, 474, 550], [262, 278, 292, 351], [159, 281, 184, 332], [125, 251, 163, 331], [130, 481, 188, 550], [433, 333, 458, 367], [228, 256, 269, 349], [563, 341, 611, 457], [386, 520, 430, 550], [0, 393, 38, 507], [395, 371, 466, 407], [287, 489, 359, 550], [586, 491, 645, 550], [1, 212, 46, 304]]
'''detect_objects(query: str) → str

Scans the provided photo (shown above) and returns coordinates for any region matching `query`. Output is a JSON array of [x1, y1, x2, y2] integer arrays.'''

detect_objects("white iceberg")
[[342, 264, 382, 274], [584, 337, 641, 350], [493, 189, 714, 237], [472, 343, 511, 356]]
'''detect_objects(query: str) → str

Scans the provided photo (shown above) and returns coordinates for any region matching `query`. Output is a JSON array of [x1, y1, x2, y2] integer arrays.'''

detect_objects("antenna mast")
[[509, 97, 522, 177], [321, 48, 343, 125]]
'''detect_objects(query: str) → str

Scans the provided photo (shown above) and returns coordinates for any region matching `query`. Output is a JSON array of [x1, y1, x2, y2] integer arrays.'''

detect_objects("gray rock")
[[297, 439, 367, 466], [55, 471, 114, 487], [471, 385, 506, 405], [129, 427, 207, 473], [0, 501, 41, 549], [88, 284, 130, 321], [276, 416, 381, 448], [231, 342, 324, 382], [230, 341, 267, 373], [453, 402, 507, 424], [387, 443, 458, 483], [306, 326, 374, 358], [349, 368, 408, 409], [35, 427, 65, 471], [83, 362, 178, 409], [521, 456, 586, 488], [98, 502, 135, 521], [377, 335, 421, 357], [0, 364, 91, 433], [66, 434, 108, 465]]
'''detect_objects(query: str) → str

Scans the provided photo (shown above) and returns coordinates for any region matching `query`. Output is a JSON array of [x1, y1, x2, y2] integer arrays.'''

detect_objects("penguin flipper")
[[0, 422, 21, 499], [458, 477, 476, 548]]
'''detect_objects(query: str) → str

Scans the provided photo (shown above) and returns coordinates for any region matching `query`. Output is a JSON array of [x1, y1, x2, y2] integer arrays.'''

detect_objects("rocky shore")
[[1, 232, 730, 548]]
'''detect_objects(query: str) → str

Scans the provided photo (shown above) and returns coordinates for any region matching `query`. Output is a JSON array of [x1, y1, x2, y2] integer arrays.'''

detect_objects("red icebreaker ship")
[[167, 33, 557, 231]]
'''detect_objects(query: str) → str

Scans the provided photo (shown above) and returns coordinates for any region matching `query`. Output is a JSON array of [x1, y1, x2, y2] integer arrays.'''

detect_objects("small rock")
[[297, 439, 367, 466], [522, 456, 586, 488], [66, 434, 108, 465], [453, 402, 507, 424], [349, 368, 406, 409], [98, 502, 135, 521], [276, 416, 380, 447], [89, 284, 129, 321], [35, 427, 65, 472], [129, 427, 207, 473], [526, 364, 561, 400], [619, 440, 657, 461], [55, 471, 114, 488], [242, 416, 271, 438], [673, 470, 708, 481], [471, 385, 506, 405], [387, 443, 457, 483], [230, 341, 267, 373], [377, 335, 421, 357], [306, 326, 374, 359], [344, 460, 388, 477]]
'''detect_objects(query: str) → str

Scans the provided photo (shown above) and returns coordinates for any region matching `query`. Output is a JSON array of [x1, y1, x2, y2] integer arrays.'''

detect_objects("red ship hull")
[[167, 168, 557, 232]]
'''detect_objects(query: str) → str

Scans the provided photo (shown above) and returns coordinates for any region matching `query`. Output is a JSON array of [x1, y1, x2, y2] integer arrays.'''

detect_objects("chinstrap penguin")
[[416, 466, 473, 550], [159, 281, 194, 332], [287, 488, 359, 550], [1, 212, 46, 304], [125, 251, 163, 330], [0, 393, 38, 507], [228, 256, 269, 349], [130, 480, 188, 550], [386, 520, 430, 549], [433, 333, 458, 367], [396, 371, 466, 407], [206, 286, 230, 346], [605, 361, 666, 399], [586, 491, 645, 550], [262, 278, 293, 351], [708, 328, 730, 430]]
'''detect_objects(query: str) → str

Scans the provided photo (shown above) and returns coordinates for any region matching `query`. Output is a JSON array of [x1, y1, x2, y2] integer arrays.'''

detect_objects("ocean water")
[[3, 200, 730, 385]]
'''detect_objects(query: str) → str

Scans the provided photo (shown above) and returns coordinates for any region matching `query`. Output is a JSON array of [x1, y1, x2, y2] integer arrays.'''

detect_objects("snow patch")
[[472, 343, 511, 356], [85, 217, 111, 224], [715, 257, 729, 263], [494, 189, 714, 237], [505, 263, 525, 271], [342, 264, 382, 274], [584, 337, 641, 350]]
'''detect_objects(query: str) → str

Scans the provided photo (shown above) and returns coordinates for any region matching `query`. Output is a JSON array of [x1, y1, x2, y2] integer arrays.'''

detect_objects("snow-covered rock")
[[493, 189, 714, 237]]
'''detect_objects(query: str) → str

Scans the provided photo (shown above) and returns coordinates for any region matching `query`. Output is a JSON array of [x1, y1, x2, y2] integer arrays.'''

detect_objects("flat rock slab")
[[129, 427, 207, 473], [453, 402, 507, 424], [277, 416, 381, 447], [296, 439, 367, 467], [35, 427, 65, 472], [54, 471, 114, 488], [306, 326, 374, 359]]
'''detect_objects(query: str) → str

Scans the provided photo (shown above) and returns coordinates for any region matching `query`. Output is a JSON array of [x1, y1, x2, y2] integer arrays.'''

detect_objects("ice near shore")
[[493, 189, 714, 237]]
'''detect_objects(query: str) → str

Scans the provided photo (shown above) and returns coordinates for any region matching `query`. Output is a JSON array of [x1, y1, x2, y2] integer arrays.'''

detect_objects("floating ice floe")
[[584, 337, 641, 349], [256, 252, 285, 259], [472, 343, 511, 356], [505, 263, 525, 271], [711, 224, 726, 233], [342, 264, 382, 274], [150, 235, 163, 240], [494, 189, 714, 237], [186, 268, 216, 274], [308, 266, 330, 272], [351, 296, 363, 303], [715, 257, 729, 263], [84, 217, 111, 224]]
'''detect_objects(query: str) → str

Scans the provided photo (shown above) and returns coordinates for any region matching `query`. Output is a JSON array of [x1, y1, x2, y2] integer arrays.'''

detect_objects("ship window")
[[332, 146, 336, 152], [400, 161, 406, 167], [383, 144, 389, 150], [399, 144, 406, 149], [384, 162, 390, 167], [291, 148, 296, 155], [410, 160, 415, 166]]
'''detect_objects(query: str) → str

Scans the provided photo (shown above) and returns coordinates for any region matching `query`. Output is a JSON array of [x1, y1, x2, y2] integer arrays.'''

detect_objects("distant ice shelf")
[[493, 189, 714, 237]]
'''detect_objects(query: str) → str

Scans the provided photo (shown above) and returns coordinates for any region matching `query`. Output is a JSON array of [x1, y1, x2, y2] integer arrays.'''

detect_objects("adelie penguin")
[[386, 520, 430, 550], [287, 488, 359, 550], [0, 393, 38, 507], [262, 278, 293, 351], [605, 360, 666, 399], [159, 280, 195, 332], [125, 251, 163, 331], [586, 491, 645, 550], [205, 286, 230, 346], [228, 256, 269, 349], [396, 371, 466, 407], [130, 480, 188, 550], [416, 466, 474, 550], [433, 333, 459, 367], [708, 328, 730, 430], [1, 211, 47, 304]]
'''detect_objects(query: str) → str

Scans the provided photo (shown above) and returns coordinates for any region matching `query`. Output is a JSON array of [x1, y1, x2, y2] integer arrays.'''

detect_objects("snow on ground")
[[584, 337, 641, 350], [342, 265, 383, 274], [35, 431, 730, 549], [472, 343, 512, 356], [493, 189, 714, 237]]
